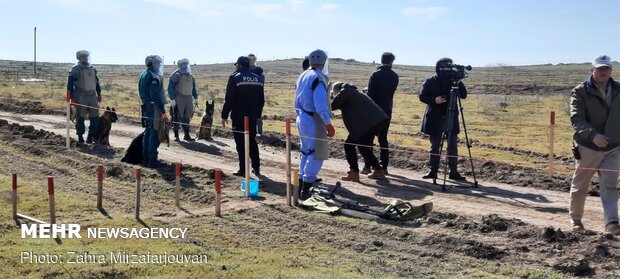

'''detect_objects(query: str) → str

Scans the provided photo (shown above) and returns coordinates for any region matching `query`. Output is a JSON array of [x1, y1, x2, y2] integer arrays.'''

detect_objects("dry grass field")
[[1, 58, 613, 174], [2, 59, 620, 278]]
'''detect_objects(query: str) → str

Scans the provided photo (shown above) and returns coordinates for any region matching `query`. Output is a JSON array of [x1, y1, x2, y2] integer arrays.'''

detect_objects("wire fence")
[[0, 96, 617, 174]]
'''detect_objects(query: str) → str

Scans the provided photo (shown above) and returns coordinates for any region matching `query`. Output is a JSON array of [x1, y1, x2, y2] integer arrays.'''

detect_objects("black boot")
[[77, 134, 85, 146], [173, 130, 180, 141], [422, 170, 437, 179], [86, 133, 94, 144], [449, 172, 467, 181], [300, 181, 313, 200], [183, 130, 194, 141], [297, 179, 304, 197], [147, 159, 166, 169], [360, 166, 372, 175], [252, 168, 262, 177]]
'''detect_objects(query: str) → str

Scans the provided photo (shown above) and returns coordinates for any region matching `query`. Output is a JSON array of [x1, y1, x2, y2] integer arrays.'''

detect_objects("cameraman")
[[419, 58, 467, 181]]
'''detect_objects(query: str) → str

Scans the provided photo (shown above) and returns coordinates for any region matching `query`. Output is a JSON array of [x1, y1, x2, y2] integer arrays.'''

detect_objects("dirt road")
[[0, 111, 608, 232]]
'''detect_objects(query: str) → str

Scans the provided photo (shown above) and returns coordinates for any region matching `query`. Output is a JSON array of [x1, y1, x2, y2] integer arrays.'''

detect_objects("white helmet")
[[177, 58, 190, 66], [145, 55, 163, 67], [76, 50, 90, 60], [177, 58, 191, 74], [145, 55, 164, 76], [308, 49, 329, 74], [308, 49, 328, 65]]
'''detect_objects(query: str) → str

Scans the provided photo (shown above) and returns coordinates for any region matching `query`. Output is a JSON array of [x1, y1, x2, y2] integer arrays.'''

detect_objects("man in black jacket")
[[221, 56, 265, 177], [248, 53, 265, 136], [419, 58, 467, 181], [331, 82, 389, 181], [363, 52, 399, 175]]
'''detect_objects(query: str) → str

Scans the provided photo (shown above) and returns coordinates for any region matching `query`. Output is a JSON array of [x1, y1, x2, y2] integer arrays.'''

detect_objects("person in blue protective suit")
[[67, 50, 102, 145], [168, 58, 198, 141], [221, 56, 265, 177], [139, 55, 169, 168], [294, 49, 336, 200]]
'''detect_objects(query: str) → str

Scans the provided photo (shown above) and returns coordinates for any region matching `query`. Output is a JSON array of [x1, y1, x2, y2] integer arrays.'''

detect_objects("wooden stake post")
[[215, 169, 222, 217], [175, 162, 181, 208], [293, 168, 299, 206], [12, 174, 17, 220], [11, 174, 48, 225], [97, 165, 104, 210], [66, 91, 71, 149], [285, 118, 292, 206], [48, 177, 56, 224], [547, 111, 555, 176], [135, 168, 141, 220], [244, 116, 250, 199]]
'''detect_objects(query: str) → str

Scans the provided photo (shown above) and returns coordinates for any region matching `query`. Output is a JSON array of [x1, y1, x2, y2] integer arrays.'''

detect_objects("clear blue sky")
[[1, 0, 619, 66]]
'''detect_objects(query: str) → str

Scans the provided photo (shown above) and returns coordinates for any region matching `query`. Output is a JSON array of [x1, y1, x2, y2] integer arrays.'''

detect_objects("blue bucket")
[[240, 180, 260, 197]]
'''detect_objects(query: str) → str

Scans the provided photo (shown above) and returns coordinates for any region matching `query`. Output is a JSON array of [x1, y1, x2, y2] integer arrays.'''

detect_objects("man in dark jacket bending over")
[[331, 82, 389, 181], [419, 58, 467, 181]]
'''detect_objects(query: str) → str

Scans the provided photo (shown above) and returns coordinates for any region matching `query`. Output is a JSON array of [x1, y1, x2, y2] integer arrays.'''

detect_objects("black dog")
[[121, 132, 144, 165], [95, 106, 118, 145]]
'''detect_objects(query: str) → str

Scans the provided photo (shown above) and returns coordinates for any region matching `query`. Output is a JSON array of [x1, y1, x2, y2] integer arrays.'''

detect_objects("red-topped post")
[[547, 111, 556, 176], [175, 162, 181, 208], [48, 176, 56, 224], [285, 118, 292, 206], [135, 168, 141, 220], [97, 165, 104, 210], [215, 169, 222, 217]]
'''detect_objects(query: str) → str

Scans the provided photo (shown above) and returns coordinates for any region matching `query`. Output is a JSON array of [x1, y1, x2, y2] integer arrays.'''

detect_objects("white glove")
[[170, 100, 176, 107], [193, 98, 199, 105]]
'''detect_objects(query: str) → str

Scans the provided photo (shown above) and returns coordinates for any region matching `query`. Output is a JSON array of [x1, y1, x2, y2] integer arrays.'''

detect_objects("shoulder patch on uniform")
[[311, 78, 321, 91]]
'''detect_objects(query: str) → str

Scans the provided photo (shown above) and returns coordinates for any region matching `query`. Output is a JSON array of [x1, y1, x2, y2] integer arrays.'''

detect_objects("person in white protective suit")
[[294, 49, 336, 200], [168, 58, 199, 141]]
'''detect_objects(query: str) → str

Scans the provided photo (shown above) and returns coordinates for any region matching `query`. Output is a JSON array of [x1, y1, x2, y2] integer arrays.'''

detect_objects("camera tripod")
[[433, 81, 478, 191]]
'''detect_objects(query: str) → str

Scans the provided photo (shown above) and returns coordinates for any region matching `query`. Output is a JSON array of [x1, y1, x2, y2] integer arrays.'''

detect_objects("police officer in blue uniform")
[[221, 56, 265, 177], [139, 55, 169, 168]]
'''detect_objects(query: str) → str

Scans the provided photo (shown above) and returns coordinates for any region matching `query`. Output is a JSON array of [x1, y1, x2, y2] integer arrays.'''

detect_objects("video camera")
[[438, 64, 472, 81]]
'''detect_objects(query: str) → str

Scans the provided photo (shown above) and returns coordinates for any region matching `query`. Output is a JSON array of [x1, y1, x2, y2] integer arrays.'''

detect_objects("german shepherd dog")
[[94, 106, 118, 145], [196, 100, 214, 140]]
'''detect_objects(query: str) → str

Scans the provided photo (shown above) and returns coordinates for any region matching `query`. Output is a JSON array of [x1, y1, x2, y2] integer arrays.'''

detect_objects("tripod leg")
[[458, 97, 478, 188], [435, 133, 447, 186], [442, 131, 450, 191]]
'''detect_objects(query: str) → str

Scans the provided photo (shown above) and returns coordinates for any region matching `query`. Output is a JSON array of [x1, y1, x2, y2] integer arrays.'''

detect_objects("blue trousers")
[[76, 116, 99, 136], [142, 108, 160, 162], [297, 113, 323, 183]]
